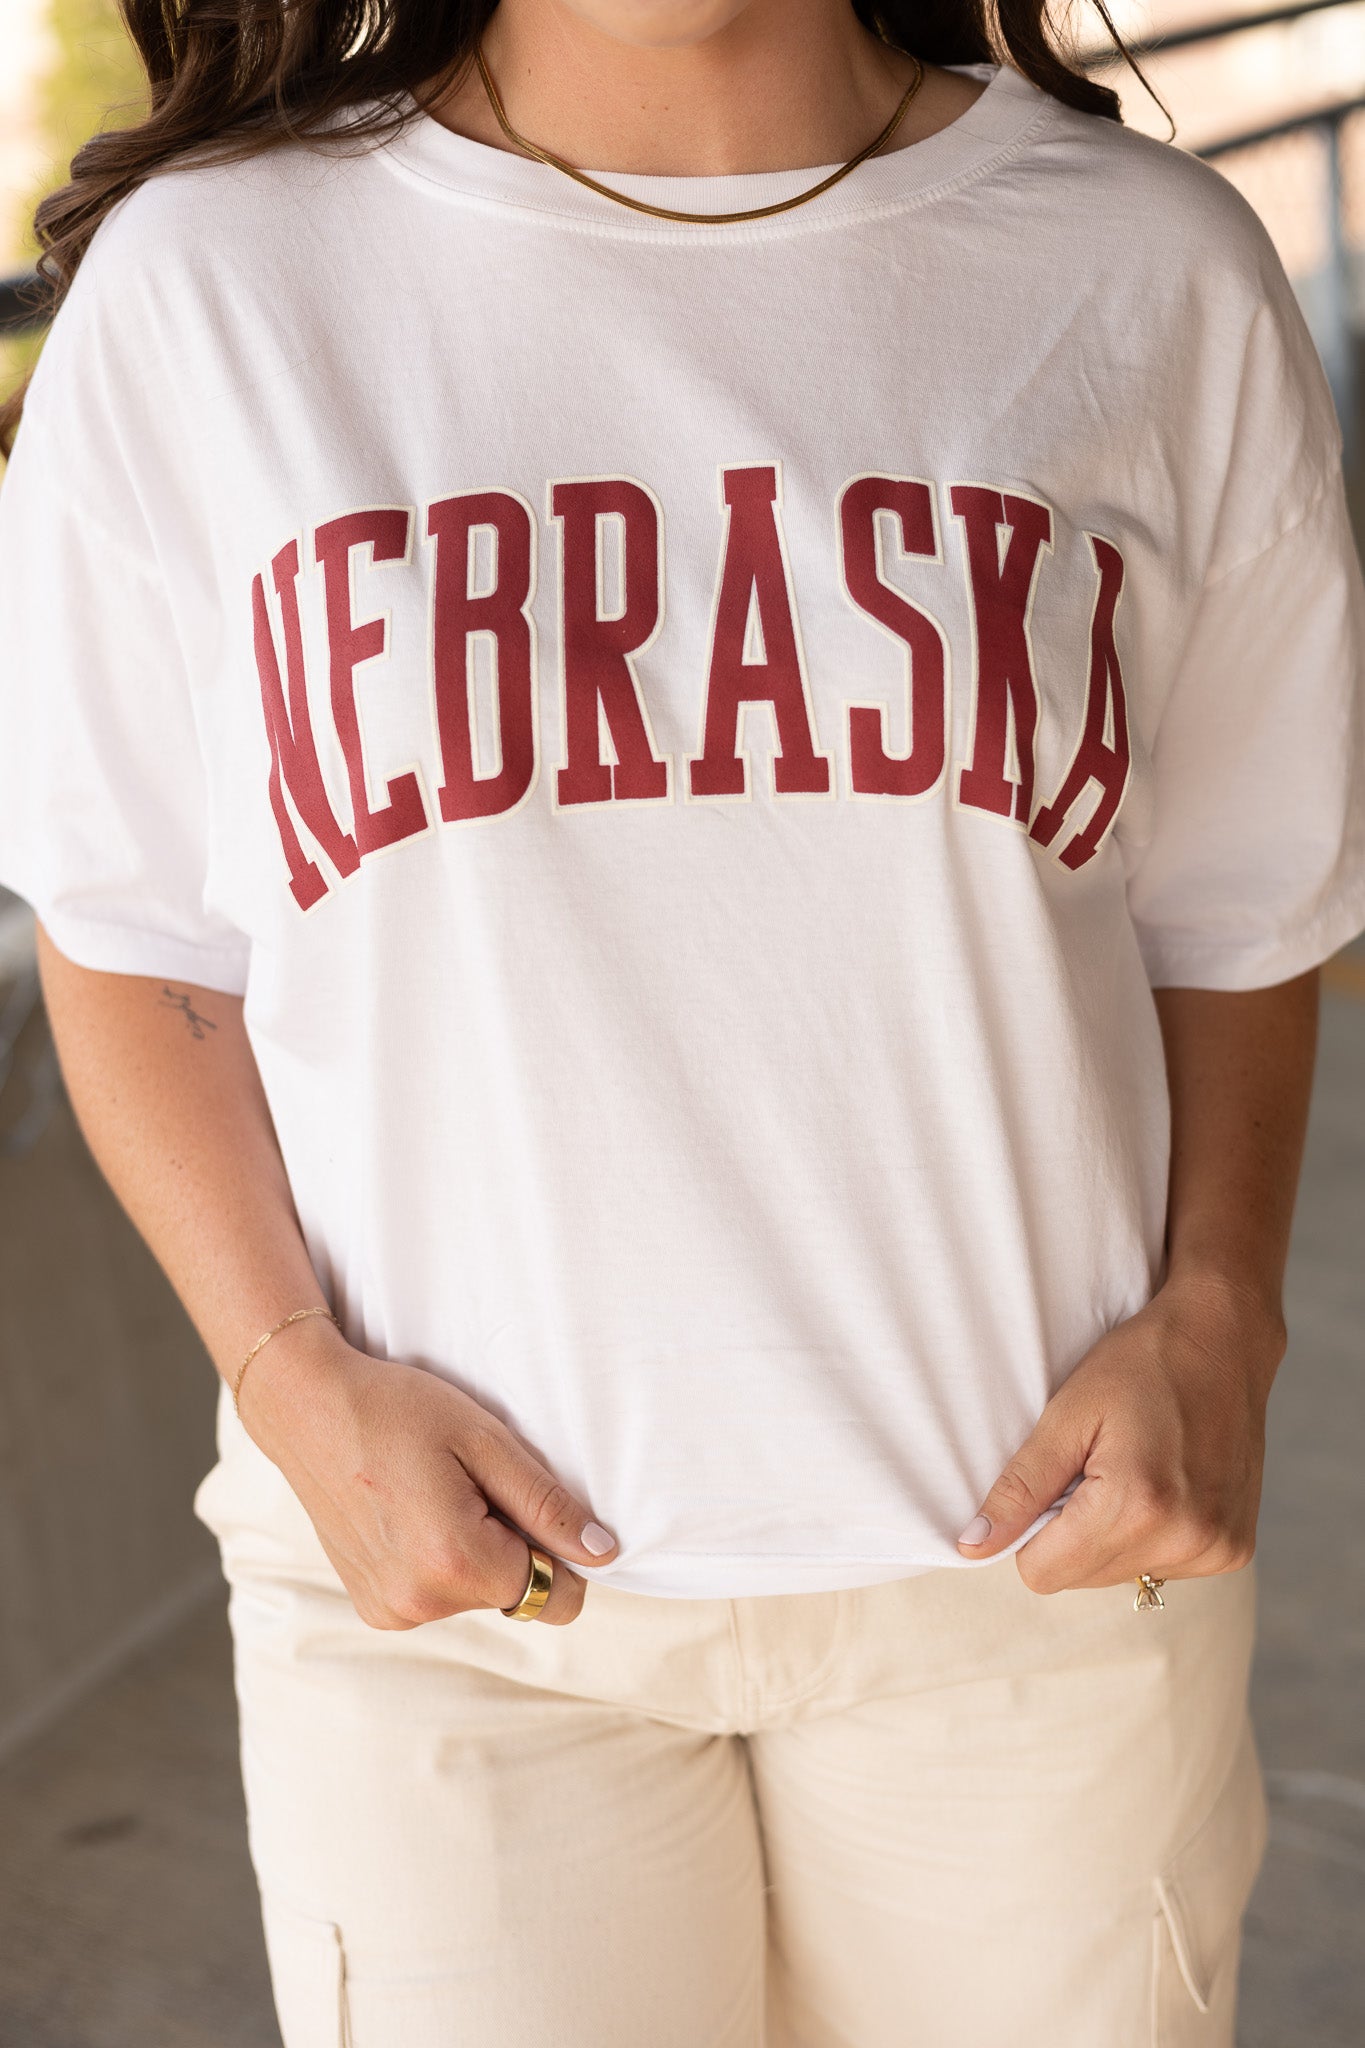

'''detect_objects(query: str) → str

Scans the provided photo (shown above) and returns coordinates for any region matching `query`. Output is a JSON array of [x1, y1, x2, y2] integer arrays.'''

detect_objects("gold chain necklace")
[[473, 37, 926, 226]]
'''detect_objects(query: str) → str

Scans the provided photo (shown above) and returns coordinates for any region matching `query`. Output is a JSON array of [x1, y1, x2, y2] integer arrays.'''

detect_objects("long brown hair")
[[0, 0, 1140, 454]]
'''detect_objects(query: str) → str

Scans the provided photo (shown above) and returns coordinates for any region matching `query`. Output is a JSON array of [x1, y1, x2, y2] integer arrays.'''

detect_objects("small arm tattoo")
[[159, 986, 218, 1041]]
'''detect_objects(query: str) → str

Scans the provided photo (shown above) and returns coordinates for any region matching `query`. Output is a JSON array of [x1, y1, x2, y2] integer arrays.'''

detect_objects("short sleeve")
[[0, 396, 250, 996], [1126, 470, 1365, 988], [1124, 260, 1365, 989]]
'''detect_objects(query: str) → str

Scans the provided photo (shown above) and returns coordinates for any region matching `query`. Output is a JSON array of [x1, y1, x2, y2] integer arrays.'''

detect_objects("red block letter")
[[314, 508, 429, 858], [252, 541, 359, 910], [550, 478, 669, 807], [688, 464, 831, 799], [1029, 535, 1131, 870], [840, 476, 947, 799], [952, 486, 1052, 823], [427, 491, 538, 823]]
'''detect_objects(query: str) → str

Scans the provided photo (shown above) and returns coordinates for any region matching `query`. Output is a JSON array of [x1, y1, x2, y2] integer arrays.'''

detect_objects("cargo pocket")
[[1152, 1717, 1268, 2042], [259, 1895, 352, 2048]]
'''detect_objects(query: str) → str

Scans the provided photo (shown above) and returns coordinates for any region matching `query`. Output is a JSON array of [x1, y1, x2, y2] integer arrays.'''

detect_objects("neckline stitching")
[[373, 91, 1061, 244]]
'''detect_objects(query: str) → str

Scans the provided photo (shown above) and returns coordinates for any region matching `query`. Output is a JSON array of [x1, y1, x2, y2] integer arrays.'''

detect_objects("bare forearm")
[[33, 921, 331, 1388], [1153, 969, 1319, 1352]]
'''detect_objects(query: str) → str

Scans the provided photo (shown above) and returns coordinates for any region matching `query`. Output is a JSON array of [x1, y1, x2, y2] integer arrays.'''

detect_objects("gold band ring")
[[1134, 1573, 1167, 1611], [500, 1544, 555, 1621]]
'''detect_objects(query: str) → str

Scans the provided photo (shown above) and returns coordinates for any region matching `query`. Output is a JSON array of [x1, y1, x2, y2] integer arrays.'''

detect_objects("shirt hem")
[[577, 1511, 1065, 1598]]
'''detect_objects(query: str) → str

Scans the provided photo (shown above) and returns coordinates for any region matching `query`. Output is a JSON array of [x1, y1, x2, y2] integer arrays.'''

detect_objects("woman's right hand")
[[234, 1317, 618, 1627], [27, 946, 610, 1627]]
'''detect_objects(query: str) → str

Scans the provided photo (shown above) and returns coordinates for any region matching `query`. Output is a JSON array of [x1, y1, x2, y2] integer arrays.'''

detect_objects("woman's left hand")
[[956, 1272, 1286, 1592]]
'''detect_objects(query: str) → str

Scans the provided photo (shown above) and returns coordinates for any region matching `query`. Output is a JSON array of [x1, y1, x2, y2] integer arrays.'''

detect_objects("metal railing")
[[1107, 0, 1352, 56]]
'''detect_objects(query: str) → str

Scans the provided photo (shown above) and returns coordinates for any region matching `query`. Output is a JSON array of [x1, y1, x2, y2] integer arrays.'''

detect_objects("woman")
[[1, 0, 1362, 2040]]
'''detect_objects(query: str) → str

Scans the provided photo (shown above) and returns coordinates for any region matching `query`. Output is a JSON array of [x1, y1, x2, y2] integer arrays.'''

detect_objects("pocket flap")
[[1155, 1718, 1268, 2013], [259, 1895, 349, 2048]]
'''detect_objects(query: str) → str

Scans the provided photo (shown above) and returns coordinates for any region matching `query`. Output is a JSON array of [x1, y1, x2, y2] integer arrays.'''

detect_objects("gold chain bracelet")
[[232, 1304, 341, 1416]]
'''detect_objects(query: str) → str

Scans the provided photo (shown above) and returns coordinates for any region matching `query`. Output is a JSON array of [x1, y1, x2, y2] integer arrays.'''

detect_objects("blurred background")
[[0, 3, 1363, 2042]]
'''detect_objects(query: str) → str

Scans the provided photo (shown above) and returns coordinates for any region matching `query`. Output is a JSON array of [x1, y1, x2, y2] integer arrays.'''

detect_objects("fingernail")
[[581, 1521, 615, 1556], [958, 1515, 992, 1546]]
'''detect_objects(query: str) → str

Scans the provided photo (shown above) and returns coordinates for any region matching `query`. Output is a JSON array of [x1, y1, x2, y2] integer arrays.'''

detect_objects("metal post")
[[1322, 115, 1357, 470]]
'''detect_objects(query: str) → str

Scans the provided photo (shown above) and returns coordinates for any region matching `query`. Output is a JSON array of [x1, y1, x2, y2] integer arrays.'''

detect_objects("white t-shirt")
[[2, 62, 1363, 1596]]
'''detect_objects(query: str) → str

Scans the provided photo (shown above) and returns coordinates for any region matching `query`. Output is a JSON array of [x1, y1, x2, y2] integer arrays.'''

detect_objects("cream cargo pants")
[[195, 1396, 1266, 2048]]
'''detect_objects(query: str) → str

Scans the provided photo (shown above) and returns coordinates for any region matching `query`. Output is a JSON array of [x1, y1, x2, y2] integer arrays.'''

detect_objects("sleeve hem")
[[1136, 879, 1365, 991], [24, 900, 251, 997]]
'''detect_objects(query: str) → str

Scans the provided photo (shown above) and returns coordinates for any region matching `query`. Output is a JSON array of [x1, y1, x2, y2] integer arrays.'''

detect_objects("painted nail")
[[958, 1515, 992, 1546], [581, 1521, 615, 1555]]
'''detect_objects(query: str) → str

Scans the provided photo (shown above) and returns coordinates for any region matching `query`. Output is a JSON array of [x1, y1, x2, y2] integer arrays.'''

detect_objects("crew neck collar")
[[377, 62, 1056, 237]]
